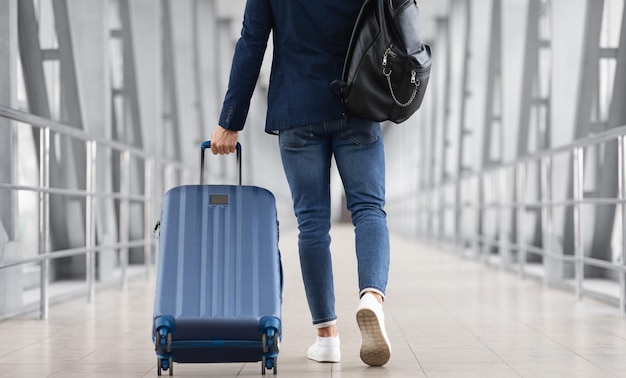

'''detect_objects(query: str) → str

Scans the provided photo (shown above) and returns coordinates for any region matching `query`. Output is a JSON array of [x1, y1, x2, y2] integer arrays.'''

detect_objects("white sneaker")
[[307, 335, 341, 363], [356, 293, 391, 366]]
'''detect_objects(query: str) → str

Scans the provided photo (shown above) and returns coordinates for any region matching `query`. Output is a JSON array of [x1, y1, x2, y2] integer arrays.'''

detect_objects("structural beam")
[[68, 0, 118, 283], [456, 0, 473, 177], [564, 0, 624, 277], [482, 0, 503, 168], [161, 0, 181, 162], [111, 0, 148, 264], [0, 0, 22, 317], [0, 0, 17, 238], [516, 0, 552, 157], [515, 0, 554, 268], [18, 0, 88, 280]]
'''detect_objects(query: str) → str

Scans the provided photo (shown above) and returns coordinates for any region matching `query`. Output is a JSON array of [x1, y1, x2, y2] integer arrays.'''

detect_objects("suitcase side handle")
[[200, 141, 242, 185]]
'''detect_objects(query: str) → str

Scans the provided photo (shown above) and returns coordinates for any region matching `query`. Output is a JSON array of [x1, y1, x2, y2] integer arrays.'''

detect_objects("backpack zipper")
[[383, 46, 397, 66]]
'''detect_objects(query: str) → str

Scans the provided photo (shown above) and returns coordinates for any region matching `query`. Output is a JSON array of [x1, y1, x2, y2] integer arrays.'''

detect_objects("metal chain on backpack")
[[382, 46, 420, 108], [384, 70, 419, 107]]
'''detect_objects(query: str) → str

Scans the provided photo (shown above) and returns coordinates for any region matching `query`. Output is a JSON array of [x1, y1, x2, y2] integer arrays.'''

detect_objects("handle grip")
[[200, 141, 242, 185]]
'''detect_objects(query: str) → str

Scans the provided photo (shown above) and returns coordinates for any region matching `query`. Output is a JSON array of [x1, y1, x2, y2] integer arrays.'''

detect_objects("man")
[[210, 0, 391, 366]]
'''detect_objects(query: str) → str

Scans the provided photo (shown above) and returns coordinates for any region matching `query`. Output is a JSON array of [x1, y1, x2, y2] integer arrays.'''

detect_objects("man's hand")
[[210, 125, 239, 155]]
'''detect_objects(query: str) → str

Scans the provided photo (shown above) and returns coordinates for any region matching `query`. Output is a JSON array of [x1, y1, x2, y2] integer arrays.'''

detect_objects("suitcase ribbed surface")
[[154, 185, 281, 343]]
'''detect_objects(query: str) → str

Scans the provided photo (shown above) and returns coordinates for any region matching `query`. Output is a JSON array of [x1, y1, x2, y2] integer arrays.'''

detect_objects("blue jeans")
[[279, 118, 390, 326]]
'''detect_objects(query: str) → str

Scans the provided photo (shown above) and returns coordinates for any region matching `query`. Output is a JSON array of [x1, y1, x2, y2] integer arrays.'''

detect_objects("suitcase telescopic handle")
[[200, 141, 242, 185]]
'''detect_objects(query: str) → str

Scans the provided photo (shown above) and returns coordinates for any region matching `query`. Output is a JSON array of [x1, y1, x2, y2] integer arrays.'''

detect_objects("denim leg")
[[279, 125, 337, 326], [333, 119, 390, 296]]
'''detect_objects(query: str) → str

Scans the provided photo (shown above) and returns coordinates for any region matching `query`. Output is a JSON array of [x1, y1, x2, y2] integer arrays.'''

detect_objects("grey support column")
[[481, 0, 504, 260], [454, 0, 474, 249], [455, 0, 473, 179], [516, 0, 554, 268], [68, 0, 118, 283], [169, 0, 202, 167], [0, 0, 23, 318], [129, 0, 162, 274], [428, 17, 447, 238], [113, 0, 148, 264], [161, 0, 182, 165], [0, 0, 17, 238], [196, 0, 220, 130], [516, 0, 553, 157], [437, 16, 451, 240], [210, 16, 236, 184], [564, 0, 622, 278], [482, 0, 503, 169], [600, 2, 626, 280], [19, 0, 89, 280], [51, 0, 88, 279]]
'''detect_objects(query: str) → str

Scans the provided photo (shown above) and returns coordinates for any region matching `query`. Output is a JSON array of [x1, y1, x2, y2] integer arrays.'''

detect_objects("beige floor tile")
[[0, 225, 625, 377], [411, 347, 502, 364], [420, 361, 518, 373], [425, 373, 520, 378], [0, 364, 66, 378]]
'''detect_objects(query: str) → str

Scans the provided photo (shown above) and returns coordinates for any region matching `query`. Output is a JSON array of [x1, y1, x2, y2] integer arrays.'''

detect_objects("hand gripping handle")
[[199, 141, 242, 185]]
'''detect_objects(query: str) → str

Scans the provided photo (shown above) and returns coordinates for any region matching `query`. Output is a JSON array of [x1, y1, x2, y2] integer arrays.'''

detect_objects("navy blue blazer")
[[218, 0, 364, 134]]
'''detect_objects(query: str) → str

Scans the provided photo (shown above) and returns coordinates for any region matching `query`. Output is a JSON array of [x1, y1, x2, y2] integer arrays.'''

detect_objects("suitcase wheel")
[[157, 356, 173, 376], [261, 328, 279, 375], [154, 328, 172, 353], [262, 355, 277, 375], [262, 328, 280, 354]]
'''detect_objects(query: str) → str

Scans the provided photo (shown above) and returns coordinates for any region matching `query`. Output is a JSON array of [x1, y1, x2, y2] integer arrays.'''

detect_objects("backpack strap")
[[329, 79, 350, 121]]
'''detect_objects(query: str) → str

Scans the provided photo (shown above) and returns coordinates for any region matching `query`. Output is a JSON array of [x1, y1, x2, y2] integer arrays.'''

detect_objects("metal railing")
[[387, 124, 626, 317], [0, 105, 191, 320]]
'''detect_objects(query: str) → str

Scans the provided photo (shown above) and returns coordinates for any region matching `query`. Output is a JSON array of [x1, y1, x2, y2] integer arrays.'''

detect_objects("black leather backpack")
[[333, 0, 432, 124]]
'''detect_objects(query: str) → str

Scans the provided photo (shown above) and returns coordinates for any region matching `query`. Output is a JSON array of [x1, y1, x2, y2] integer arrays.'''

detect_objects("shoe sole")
[[356, 308, 391, 366], [307, 349, 341, 363], [307, 354, 341, 363]]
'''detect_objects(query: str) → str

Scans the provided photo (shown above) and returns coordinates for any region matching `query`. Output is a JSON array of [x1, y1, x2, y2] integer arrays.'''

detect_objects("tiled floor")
[[1, 224, 626, 377]]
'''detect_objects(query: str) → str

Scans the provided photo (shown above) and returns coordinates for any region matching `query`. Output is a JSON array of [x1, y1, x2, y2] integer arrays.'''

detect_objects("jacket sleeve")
[[218, 0, 273, 131]]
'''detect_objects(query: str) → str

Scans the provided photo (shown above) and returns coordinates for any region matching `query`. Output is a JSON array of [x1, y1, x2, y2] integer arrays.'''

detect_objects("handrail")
[[0, 240, 148, 269], [414, 123, 626, 190], [387, 123, 626, 317], [0, 104, 191, 320], [0, 105, 188, 169]]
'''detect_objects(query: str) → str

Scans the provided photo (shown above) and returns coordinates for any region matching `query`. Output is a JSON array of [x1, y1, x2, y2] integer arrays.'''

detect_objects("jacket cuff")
[[218, 105, 246, 131]]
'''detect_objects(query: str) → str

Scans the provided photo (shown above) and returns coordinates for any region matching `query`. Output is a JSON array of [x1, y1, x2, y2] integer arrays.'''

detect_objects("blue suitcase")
[[153, 142, 282, 375]]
